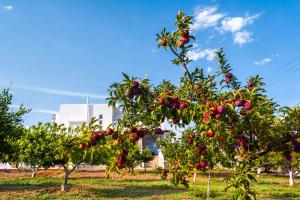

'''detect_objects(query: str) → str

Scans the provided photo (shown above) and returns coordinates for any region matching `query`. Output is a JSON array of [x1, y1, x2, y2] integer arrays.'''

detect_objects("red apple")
[[200, 161, 207, 168], [243, 101, 251, 110], [217, 105, 225, 113], [235, 99, 244, 107], [159, 38, 168, 46], [207, 130, 215, 138], [132, 81, 139, 88], [158, 98, 166, 104], [106, 128, 114, 135], [178, 40, 185, 47], [130, 127, 137, 133], [179, 101, 186, 110], [181, 30, 189, 37], [155, 128, 163, 135]]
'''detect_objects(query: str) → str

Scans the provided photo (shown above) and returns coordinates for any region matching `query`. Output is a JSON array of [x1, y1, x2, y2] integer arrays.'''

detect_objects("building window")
[[99, 114, 103, 125]]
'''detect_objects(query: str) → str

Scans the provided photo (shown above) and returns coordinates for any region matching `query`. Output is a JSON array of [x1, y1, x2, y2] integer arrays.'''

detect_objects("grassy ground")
[[0, 169, 299, 199]]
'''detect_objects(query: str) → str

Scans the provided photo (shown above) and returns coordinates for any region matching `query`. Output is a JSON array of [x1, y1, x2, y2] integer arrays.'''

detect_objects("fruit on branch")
[[133, 88, 142, 95], [187, 133, 195, 144], [235, 98, 244, 107], [132, 81, 140, 88], [226, 72, 233, 83], [79, 143, 86, 150], [158, 97, 166, 104], [202, 111, 210, 123], [87, 141, 92, 148], [217, 105, 225, 114], [106, 128, 114, 135], [91, 133, 98, 140], [215, 113, 222, 119], [247, 81, 255, 89], [159, 38, 168, 47], [155, 128, 163, 135], [181, 30, 189, 38], [178, 40, 185, 47], [137, 127, 145, 138], [200, 161, 207, 168], [91, 141, 97, 146], [97, 131, 105, 139], [179, 101, 187, 110], [130, 127, 137, 133], [172, 118, 180, 124], [125, 88, 134, 99], [130, 133, 140, 142], [207, 130, 215, 138], [243, 101, 251, 110]]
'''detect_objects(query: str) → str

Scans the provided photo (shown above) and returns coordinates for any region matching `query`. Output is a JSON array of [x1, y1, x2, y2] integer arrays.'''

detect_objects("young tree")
[[0, 89, 29, 162], [106, 11, 300, 200], [125, 145, 154, 174], [52, 118, 104, 192], [17, 123, 56, 177]]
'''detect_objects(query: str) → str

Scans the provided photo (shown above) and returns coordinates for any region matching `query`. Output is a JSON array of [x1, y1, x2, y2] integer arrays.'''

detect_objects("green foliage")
[[0, 89, 29, 162], [17, 123, 57, 173]]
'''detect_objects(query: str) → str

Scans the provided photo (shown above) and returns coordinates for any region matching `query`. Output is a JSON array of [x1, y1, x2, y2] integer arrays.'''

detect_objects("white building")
[[55, 103, 122, 129], [54, 102, 165, 168]]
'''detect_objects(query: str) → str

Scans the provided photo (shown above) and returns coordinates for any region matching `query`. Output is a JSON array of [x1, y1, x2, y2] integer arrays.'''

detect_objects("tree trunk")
[[61, 171, 69, 192], [193, 172, 197, 183], [206, 169, 211, 200], [31, 167, 38, 178], [289, 170, 295, 186]]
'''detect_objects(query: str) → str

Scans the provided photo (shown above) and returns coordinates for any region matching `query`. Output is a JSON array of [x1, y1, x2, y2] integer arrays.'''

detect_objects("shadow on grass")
[[0, 181, 61, 192], [88, 184, 186, 198]]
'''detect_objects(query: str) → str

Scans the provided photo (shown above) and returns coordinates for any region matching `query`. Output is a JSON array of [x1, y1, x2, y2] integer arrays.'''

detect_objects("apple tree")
[[106, 11, 300, 200]]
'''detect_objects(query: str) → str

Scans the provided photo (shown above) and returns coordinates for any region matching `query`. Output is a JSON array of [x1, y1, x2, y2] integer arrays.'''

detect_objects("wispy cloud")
[[9, 104, 57, 114], [254, 57, 272, 66], [13, 85, 107, 99], [3, 5, 13, 11], [187, 48, 217, 61]]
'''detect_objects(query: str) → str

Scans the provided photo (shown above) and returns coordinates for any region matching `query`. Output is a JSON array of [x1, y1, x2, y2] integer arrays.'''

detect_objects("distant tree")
[[125, 145, 154, 174], [17, 123, 56, 177], [0, 88, 29, 163]]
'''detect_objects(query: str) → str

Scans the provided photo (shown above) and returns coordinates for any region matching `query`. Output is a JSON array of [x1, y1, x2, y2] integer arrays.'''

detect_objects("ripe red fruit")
[[130, 127, 137, 133], [200, 161, 207, 168], [172, 118, 180, 124], [243, 101, 251, 110], [130, 133, 140, 142], [158, 98, 166, 104], [87, 141, 92, 148], [106, 128, 114, 135], [202, 111, 210, 123], [215, 113, 222, 119], [159, 38, 168, 46], [247, 81, 255, 89], [133, 88, 142, 95], [226, 72, 233, 79], [132, 81, 139, 88], [137, 127, 145, 138], [125, 88, 134, 99], [96, 131, 105, 139], [181, 30, 189, 37], [217, 105, 225, 113], [208, 102, 215, 108], [91, 141, 97, 146], [155, 128, 163, 135], [207, 130, 215, 138], [235, 99, 244, 107], [91, 133, 98, 140], [116, 162, 124, 169], [182, 37, 190, 44], [177, 40, 185, 47], [79, 143, 85, 149], [179, 101, 186, 110]]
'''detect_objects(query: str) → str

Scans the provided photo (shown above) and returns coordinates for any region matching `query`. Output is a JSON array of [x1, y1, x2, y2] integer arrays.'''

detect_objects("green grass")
[[0, 171, 300, 200]]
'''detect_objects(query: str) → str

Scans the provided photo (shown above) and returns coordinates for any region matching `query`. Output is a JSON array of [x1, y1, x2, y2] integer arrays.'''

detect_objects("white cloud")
[[254, 57, 272, 66], [187, 48, 217, 61], [3, 5, 13, 10], [207, 67, 213, 73], [191, 7, 225, 31], [221, 13, 260, 33], [233, 31, 252, 45]]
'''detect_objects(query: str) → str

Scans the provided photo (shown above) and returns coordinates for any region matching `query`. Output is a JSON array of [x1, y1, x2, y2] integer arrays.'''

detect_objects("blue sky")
[[0, 0, 299, 125]]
